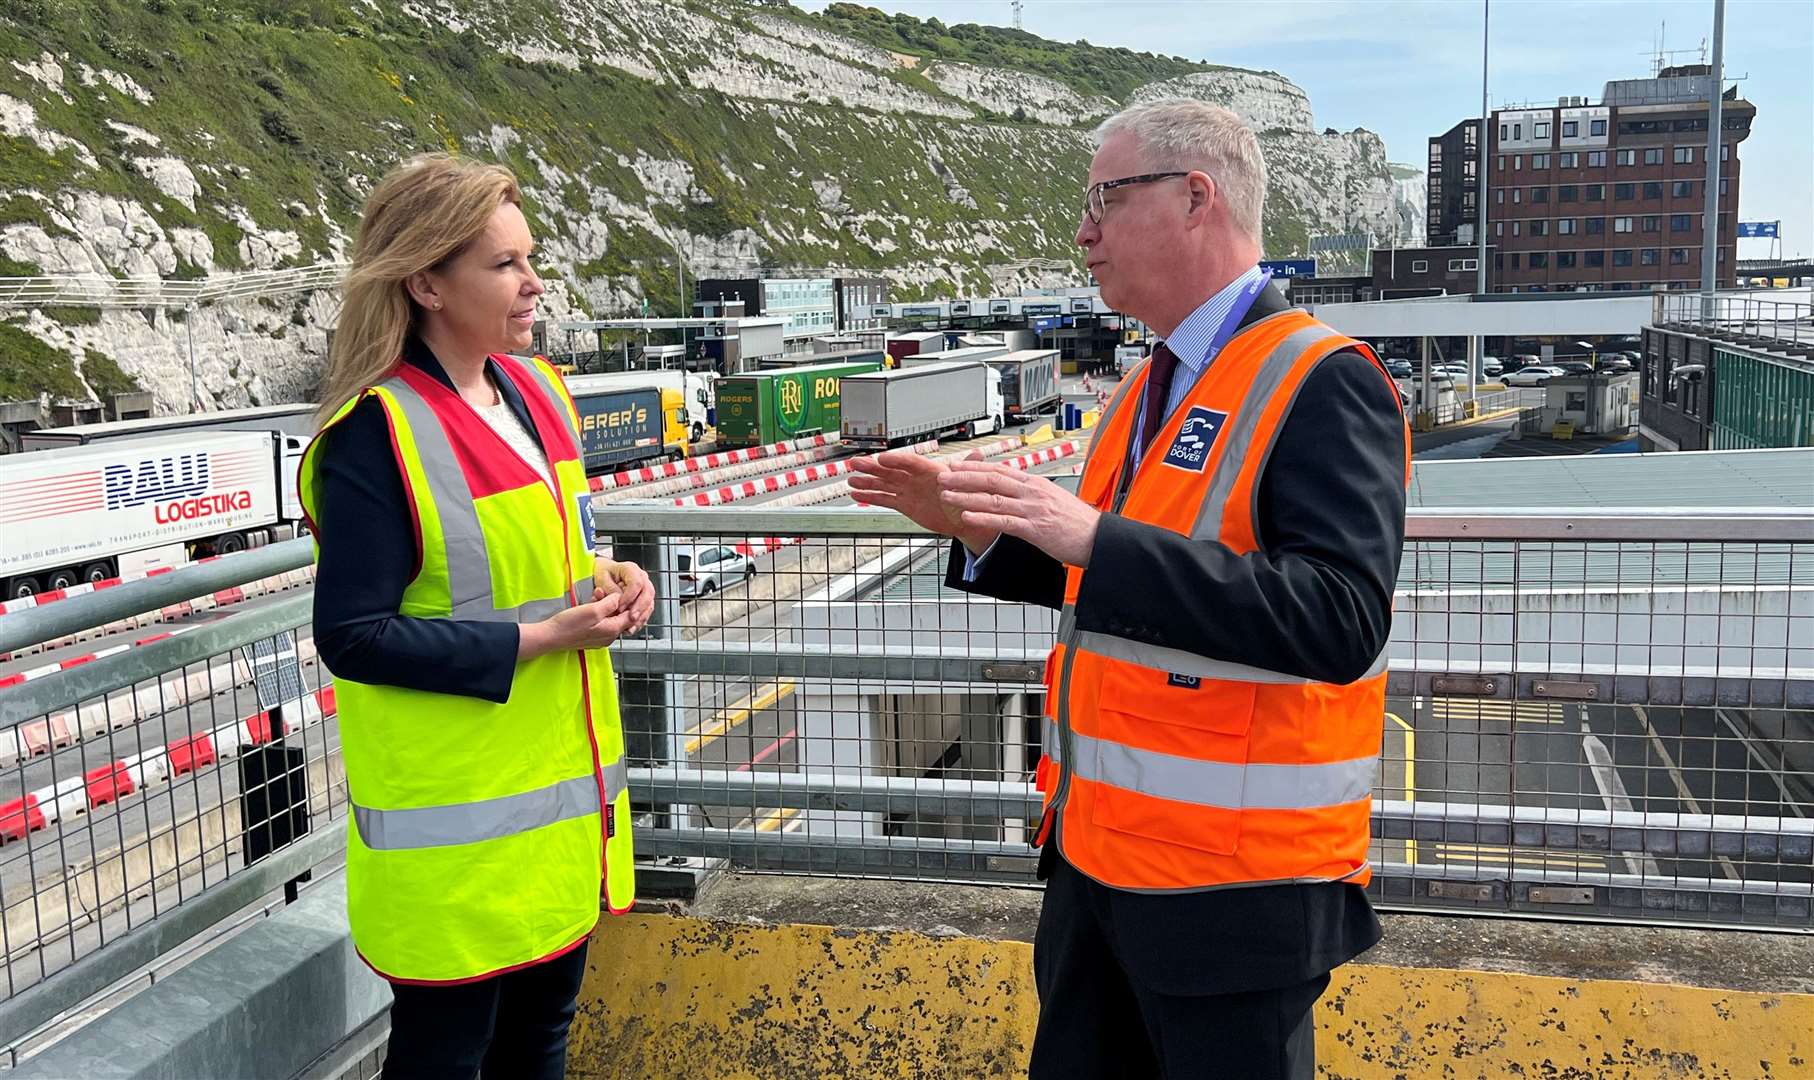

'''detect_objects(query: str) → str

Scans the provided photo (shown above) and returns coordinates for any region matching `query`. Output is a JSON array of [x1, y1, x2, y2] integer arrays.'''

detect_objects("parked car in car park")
[[1598, 356, 1635, 372], [1481, 356, 1503, 377], [1505, 354, 1542, 372], [1385, 358, 1413, 378], [676, 544, 757, 600], [1503, 366, 1566, 387], [1554, 361, 1595, 376]]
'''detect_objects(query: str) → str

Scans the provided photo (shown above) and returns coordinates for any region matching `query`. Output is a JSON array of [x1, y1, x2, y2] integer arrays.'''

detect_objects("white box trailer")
[[990, 348, 1061, 420], [0, 430, 304, 599], [20, 403, 317, 451], [898, 344, 1009, 369], [840, 361, 1003, 449], [564, 369, 715, 442]]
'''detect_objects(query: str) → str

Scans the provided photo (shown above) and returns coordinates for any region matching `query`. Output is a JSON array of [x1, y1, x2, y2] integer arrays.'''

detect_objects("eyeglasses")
[[1083, 171, 1190, 224]]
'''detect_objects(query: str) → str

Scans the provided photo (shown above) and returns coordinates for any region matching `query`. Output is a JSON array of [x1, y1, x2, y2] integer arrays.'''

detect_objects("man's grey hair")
[[1092, 98, 1267, 246]]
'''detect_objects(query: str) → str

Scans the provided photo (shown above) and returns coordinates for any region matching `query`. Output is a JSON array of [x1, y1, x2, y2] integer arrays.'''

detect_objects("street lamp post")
[[1473, 0, 1490, 405], [1700, 0, 1726, 318]]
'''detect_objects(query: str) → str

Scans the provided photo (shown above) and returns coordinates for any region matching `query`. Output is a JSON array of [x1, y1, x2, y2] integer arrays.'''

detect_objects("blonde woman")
[[302, 154, 652, 1079]]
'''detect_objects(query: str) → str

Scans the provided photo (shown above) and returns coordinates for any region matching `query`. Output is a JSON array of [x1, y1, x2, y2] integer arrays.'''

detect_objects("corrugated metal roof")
[[1409, 448, 1814, 510]]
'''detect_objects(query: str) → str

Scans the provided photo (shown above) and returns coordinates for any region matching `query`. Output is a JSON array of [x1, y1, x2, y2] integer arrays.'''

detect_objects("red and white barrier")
[[597, 442, 847, 503], [0, 625, 205, 690], [588, 434, 838, 493], [1, 566, 317, 661], [0, 686, 337, 844], [1, 637, 323, 768]]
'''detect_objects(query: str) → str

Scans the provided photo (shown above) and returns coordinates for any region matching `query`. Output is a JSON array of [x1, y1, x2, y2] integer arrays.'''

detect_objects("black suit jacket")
[[949, 283, 1405, 994]]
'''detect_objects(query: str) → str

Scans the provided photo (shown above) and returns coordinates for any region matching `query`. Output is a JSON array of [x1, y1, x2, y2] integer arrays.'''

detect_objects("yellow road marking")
[[1387, 712, 1416, 865], [1428, 698, 1567, 725], [754, 806, 800, 833], [684, 680, 798, 755]]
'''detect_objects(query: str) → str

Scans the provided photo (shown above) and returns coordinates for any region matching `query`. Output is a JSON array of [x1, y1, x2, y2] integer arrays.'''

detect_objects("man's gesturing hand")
[[937, 459, 1102, 568], [848, 449, 999, 554]]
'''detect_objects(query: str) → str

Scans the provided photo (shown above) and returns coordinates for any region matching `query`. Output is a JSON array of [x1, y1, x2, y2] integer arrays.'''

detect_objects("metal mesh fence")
[[605, 507, 1812, 929]]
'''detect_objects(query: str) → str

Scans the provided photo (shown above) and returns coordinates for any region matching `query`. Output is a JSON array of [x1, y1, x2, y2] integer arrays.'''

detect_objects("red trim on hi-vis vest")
[[393, 365, 548, 500]]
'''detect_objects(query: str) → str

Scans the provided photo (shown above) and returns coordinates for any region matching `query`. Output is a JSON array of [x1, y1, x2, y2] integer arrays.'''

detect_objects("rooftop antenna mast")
[[1643, 21, 1709, 75]]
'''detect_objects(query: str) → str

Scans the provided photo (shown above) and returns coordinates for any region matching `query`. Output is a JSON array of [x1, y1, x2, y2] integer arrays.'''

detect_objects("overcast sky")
[[795, 0, 1812, 259]]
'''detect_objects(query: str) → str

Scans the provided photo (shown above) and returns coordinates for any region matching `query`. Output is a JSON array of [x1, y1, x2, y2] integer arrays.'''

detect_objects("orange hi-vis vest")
[[1037, 308, 1410, 893]]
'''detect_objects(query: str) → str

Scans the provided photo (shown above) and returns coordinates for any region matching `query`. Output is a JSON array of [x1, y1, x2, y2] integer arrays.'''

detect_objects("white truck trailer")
[[990, 348, 1062, 420], [20, 403, 317, 451], [0, 430, 304, 599], [839, 362, 1003, 449]]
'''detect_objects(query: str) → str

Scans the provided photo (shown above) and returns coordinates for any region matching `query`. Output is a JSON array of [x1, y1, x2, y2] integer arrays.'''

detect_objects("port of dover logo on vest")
[[1161, 407, 1229, 472]]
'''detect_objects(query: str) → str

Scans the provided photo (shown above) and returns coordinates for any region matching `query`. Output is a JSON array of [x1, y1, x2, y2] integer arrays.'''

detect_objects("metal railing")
[[0, 540, 338, 1052], [604, 505, 1814, 930], [1654, 291, 1814, 352], [0, 264, 347, 311], [1, 504, 1809, 1051]]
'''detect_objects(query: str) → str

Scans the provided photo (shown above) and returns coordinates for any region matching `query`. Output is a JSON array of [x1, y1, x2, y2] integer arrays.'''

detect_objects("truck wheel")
[[81, 562, 114, 585], [45, 567, 79, 591], [958, 421, 974, 440], [6, 576, 39, 601], [216, 533, 247, 555], [692, 422, 705, 442]]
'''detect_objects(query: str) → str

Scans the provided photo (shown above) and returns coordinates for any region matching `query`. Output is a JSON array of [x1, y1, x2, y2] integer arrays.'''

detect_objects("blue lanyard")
[[1131, 269, 1273, 468]]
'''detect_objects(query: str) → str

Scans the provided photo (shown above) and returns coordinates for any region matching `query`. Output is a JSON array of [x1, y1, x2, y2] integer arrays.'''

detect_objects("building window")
[[1495, 189, 1504, 204], [1643, 215, 1661, 232], [1586, 217, 1606, 234], [1513, 123, 1522, 140], [1411, 259, 1428, 273], [1559, 184, 1578, 201], [1720, 143, 1729, 161], [1464, 123, 1477, 145], [1534, 121, 1550, 139], [1558, 252, 1577, 268], [1670, 213, 1694, 232], [1512, 221, 1521, 236], [1529, 252, 1548, 268], [1448, 259, 1463, 271], [1499, 123, 1508, 140], [1532, 153, 1550, 169], [1587, 150, 1607, 167], [1673, 180, 1695, 198], [1531, 186, 1549, 203], [1641, 248, 1660, 265], [1557, 218, 1578, 235], [1673, 146, 1694, 164], [1513, 189, 1522, 203], [1643, 181, 1664, 199], [1462, 190, 1477, 207], [1496, 154, 1505, 170], [1511, 253, 1521, 269], [1719, 177, 1729, 196], [1614, 182, 1635, 199], [1669, 248, 1689, 265], [1613, 249, 1633, 267], [1586, 184, 1604, 201], [1495, 221, 1503, 236], [1644, 148, 1663, 165], [1591, 118, 1607, 136], [1495, 254, 1504, 270], [1616, 149, 1636, 166], [1562, 120, 1579, 138], [1585, 250, 1605, 268], [1559, 152, 1578, 168], [1613, 217, 1633, 232], [1463, 159, 1478, 178], [1513, 154, 1523, 170], [1530, 219, 1548, 236]]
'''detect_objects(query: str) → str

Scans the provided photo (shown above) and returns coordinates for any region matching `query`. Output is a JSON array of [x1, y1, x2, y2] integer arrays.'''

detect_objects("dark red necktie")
[[1139, 343, 1181, 449]]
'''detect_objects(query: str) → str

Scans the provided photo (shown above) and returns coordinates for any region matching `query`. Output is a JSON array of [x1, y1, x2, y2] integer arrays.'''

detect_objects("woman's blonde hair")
[[317, 153, 522, 424]]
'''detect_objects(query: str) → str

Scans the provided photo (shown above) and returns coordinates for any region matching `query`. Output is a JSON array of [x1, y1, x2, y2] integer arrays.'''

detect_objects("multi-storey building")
[[1436, 66, 1754, 294], [1426, 119, 1482, 247]]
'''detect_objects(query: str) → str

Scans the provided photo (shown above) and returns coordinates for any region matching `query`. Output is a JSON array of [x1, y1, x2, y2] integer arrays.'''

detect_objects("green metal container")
[[713, 359, 883, 447]]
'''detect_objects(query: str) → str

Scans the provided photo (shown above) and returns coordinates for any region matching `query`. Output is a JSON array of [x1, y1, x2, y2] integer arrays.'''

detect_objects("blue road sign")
[[1259, 258, 1318, 278]]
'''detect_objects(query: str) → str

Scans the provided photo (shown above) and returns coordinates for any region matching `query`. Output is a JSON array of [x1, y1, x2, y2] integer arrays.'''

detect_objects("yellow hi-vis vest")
[[300, 353, 635, 984]]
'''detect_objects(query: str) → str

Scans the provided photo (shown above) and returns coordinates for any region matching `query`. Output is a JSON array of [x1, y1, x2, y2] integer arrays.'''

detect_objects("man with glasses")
[[851, 98, 1409, 1077]]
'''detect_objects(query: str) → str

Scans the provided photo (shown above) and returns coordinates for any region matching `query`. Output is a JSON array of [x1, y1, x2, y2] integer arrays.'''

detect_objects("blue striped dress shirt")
[[1130, 264, 1268, 471]]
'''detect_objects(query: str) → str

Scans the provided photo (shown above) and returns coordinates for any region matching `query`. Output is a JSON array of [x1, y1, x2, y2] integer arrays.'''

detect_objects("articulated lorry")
[[0, 430, 303, 599], [839, 362, 1003, 449]]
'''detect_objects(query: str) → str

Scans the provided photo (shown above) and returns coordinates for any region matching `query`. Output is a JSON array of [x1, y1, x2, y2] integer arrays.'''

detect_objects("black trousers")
[[382, 940, 590, 1080], [1030, 859, 1328, 1079]]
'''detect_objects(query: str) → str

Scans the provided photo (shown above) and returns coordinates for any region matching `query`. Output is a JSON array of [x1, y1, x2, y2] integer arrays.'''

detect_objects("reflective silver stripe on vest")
[[381, 374, 580, 624], [1069, 731, 1375, 811], [1043, 716, 1061, 763], [1072, 632, 1389, 685], [515, 359, 582, 444], [1056, 602, 1076, 642], [354, 757, 631, 851], [1190, 323, 1336, 542], [382, 374, 496, 619]]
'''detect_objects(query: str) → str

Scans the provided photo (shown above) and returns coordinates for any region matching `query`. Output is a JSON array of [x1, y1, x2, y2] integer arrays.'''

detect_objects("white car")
[[677, 544, 756, 600], [1503, 366, 1565, 387], [1481, 356, 1504, 377]]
